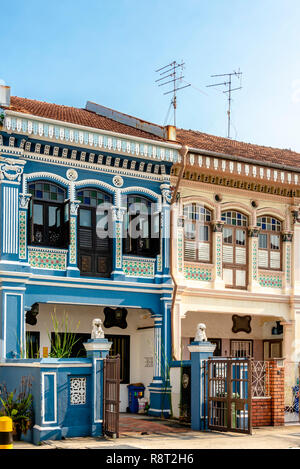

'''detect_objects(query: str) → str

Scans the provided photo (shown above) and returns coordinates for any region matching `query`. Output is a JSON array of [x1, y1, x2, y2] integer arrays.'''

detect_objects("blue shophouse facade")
[[0, 91, 182, 439]]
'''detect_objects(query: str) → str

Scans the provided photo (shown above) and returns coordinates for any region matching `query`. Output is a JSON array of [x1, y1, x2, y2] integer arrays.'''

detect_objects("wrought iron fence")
[[284, 361, 300, 424]]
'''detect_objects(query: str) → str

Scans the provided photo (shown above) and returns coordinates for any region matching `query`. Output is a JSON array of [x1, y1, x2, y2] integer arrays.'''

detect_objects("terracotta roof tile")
[[176, 128, 300, 170], [6, 96, 300, 170], [8, 96, 164, 142]]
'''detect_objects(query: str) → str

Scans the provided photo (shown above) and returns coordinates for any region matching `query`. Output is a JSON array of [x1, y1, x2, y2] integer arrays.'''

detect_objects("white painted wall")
[[26, 303, 155, 411]]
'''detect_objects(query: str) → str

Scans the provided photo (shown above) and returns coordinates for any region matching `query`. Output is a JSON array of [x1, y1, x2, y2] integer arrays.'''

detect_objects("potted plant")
[[0, 376, 33, 440]]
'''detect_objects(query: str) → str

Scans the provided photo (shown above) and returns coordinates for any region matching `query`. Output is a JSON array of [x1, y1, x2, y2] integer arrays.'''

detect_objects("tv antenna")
[[207, 70, 242, 139], [155, 61, 191, 127]]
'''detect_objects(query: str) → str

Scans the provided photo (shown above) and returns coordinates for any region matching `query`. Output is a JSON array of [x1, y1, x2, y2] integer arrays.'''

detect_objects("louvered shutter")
[[235, 247, 246, 265], [258, 250, 268, 268], [270, 251, 280, 269], [223, 245, 234, 263], [198, 242, 210, 262], [184, 241, 197, 260]]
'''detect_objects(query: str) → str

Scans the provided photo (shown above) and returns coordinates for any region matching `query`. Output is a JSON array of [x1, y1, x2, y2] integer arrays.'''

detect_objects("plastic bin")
[[127, 383, 145, 413]]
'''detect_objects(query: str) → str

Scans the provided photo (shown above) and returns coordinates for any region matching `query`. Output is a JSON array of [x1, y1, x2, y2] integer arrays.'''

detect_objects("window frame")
[[28, 181, 69, 249], [123, 195, 160, 258], [230, 339, 253, 358], [183, 203, 212, 264], [257, 216, 282, 272], [77, 187, 113, 278], [221, 210, 248, 290]]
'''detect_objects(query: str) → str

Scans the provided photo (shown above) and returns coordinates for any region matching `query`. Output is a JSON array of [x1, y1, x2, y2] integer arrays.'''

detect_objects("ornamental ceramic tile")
[[258, 273, 282, 288], [28, 248, 67, 270], [184, 264, 212, 281], [123, 257, 155, 278]]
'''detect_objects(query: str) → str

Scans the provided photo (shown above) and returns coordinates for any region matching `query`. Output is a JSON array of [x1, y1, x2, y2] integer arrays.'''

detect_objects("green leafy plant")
[[0, 376, 33, 439], [48, 311, 81, 358], [0, 110, 4, 125]]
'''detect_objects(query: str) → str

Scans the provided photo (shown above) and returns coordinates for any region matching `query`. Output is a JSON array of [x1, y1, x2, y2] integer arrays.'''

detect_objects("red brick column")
[[268, 359, 285, 426], [252, 398, 272, 427]]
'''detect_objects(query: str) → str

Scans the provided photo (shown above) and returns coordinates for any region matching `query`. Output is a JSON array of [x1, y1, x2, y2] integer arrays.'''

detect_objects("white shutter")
[[236, 269, 246, 287], [223, 268, 233, 285], [198, 242, 210, 262], [223, 245, 233, 263], [270, 251, 281, 269], [184, 241, 196, 260], [258, 250, 269, 268], [235, 247, 246, 265]]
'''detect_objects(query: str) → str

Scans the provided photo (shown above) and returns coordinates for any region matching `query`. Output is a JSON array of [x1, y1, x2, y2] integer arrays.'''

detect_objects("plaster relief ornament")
[[112, 175, 124, 187], [91, 318, 105, 339], [194, 323, 208, 342], [0, 158, 25, 182], [66, 168, 78, 181], [160, 183, 172, 204]]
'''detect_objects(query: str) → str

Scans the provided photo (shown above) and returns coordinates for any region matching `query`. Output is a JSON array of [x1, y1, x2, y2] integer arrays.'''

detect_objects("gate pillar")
[[84, 336, 112, 437], [188, 340, 216, 431]]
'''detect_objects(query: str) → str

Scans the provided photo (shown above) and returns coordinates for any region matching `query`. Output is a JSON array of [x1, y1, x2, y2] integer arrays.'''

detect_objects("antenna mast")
[[207, 70, 242, 139], [155, 61, 191, 127]]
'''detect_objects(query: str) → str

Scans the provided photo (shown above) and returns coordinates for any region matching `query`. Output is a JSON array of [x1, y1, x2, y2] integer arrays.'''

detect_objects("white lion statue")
[[91, 318, 105, 339], [194, 323, 207, 342]]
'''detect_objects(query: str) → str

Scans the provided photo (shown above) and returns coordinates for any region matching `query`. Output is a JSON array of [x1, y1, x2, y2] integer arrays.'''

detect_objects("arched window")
[[221, 210, 248, 289], [257, 216, 282, 270], [123, 195, 160, 258], [28, 181, 69, 248], [77, 188, 112, 277], [183, 203, 212, 262]]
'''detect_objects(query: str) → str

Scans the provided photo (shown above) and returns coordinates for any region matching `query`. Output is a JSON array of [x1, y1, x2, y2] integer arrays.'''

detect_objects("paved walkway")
[[10, 415, 300, 450], [119, 414, 191, 435]]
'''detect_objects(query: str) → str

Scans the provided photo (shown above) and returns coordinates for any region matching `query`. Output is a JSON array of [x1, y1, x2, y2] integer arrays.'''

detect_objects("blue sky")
[[2, 0, 300, 152]]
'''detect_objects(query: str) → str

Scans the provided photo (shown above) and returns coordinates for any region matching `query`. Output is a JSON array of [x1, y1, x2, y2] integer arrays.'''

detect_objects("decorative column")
[[291, 206, 300, 294], [111, 205, 126, 280], [84, 319, 112, 437], [282, 231, 293, 294], [0, 157, 26, 262], [0, 158, 27, 359], [160, 183, 172, 282], [248, 226, 260, 292], [66, 169, 80, 277], [188, 325, 216, 431], [148, 300, 172, 418], [18, 193, 31, 266], [212, 221, 225, 289], [110, 182, 125, 280]]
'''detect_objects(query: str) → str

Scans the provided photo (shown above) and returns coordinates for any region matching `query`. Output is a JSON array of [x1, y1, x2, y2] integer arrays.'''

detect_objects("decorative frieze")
[[258, 271, 283, 288], [4, 115, 179, 163], [184, 263, 212, 281], [123, 256, 155, 278], [28, 247, 67, 270]]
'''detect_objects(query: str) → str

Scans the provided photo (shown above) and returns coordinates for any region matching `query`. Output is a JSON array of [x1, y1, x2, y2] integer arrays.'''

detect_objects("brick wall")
[[268, 359, 285, 426], [252, 359, 285, 427], [252, 398, 272, 427]]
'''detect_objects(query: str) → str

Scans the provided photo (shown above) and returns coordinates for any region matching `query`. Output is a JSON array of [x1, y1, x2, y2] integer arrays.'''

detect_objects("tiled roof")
[[6, 96, 300, 170], [8, 96, 164, 142], [176, 128, 300, 170]]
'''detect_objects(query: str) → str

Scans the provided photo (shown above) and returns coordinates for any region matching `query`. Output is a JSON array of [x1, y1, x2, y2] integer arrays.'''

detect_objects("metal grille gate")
[[205, 358, 252, 434], [103, 355, 120, 438]]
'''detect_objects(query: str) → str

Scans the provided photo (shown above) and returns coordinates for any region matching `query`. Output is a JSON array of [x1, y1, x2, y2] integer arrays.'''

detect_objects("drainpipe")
[[170, 144, 188, 361]]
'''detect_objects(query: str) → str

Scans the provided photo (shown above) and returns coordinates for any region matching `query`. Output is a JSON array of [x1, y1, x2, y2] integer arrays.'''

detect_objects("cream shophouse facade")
[[170, 131, 300, 376]]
